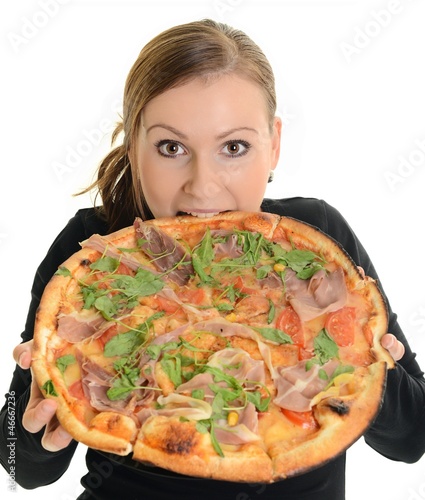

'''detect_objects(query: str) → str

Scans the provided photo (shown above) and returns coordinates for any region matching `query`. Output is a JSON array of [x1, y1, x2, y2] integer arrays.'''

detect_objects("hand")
[[356, 267, 405, 362], [13, 340, 73, 452], [381, 333, 405, 362]]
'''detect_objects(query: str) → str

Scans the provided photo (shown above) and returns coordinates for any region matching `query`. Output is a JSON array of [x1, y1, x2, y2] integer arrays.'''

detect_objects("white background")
[[1, 0, 425, 498]]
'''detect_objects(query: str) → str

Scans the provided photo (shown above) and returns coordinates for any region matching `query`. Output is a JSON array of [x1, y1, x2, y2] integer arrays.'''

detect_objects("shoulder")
[[36, 208, 109, 283], [261, 196, 346, 234], [54, 207, 109, 252]]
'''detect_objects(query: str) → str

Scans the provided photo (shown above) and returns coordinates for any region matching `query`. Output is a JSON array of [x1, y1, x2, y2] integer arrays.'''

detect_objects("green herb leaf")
[[104, 330, 143, 357], [192, 228, 214, 283], [246, 390, 271, 412], [254, 327, 294, 345], [56, 354, 76, 374], [42, 380, 58, 397], [270, 245, 326, 280], [267, 299, 275, 324], [94, 295, 118, 320], [161, 354, 183, 387], [104, 312, 164, 357], [313, 328, 339, 365], [256, 265, 272, 280], [90, 256, 120, 273], [55, 266, 72, 277], [209, 420, 224, 457], [191, 389, 205, 400]]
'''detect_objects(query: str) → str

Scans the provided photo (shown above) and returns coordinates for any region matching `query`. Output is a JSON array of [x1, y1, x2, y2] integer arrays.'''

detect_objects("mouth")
[[176, 210, 228, 218]]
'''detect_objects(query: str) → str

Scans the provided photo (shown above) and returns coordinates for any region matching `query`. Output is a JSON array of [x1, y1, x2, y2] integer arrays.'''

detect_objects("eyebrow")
[[145, 124, 259, 140]]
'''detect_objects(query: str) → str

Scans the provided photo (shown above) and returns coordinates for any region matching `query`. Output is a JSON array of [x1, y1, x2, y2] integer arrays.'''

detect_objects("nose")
[[183, 157, 226, 201]]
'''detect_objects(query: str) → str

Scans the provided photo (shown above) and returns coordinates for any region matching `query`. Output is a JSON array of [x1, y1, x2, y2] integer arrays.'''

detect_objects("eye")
[[221, 140, 251, 158], [155, 140, 186, 158]]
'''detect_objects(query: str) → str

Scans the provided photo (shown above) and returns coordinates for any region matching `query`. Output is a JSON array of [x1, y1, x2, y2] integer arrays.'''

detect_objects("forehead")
[[140, 74, 270, 132]]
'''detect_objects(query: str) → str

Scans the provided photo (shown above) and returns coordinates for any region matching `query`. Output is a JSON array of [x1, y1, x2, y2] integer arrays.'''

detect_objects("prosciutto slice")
[[134, 218, 194, 285], [214, 402, 260, 445], [284, 268, 347, 322], [210, 230, 244, 259], [81, 233, 147, 272], [273, 359, 339, 412], [57, 312, 111, 343]]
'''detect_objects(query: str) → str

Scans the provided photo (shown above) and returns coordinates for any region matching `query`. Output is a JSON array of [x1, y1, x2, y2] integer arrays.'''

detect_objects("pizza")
[[32, 211, 394, 482]]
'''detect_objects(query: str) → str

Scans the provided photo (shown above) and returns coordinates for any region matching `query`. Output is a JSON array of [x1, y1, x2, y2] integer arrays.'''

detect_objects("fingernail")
[[18, 353, 26, 368]]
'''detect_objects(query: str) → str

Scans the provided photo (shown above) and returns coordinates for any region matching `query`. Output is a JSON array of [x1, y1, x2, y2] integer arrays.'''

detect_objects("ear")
[[270, 116, 282, 169]]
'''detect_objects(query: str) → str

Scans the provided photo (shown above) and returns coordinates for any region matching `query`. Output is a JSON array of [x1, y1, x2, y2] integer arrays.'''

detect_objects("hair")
[[83, 19, 277, 231]]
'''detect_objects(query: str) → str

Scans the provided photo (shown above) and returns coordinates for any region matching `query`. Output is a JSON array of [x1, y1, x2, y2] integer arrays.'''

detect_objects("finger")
[[41, 422, 73, 452], [357, 266, 365, 278], [22, 378, 58, 434], [13, 340, 33, 369], [381, 333, 405, 361]]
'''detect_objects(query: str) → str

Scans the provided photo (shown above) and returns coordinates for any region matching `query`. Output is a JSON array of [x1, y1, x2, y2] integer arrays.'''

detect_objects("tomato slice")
[[276, 306, 304, 347], [325, 307, 356, 347], [152, 295, 181, 314], [281, 409, 318, 430], [69, 380, 86, 401], [98, 324, 118, 348], [233, 276, 258, 296], [178, 286, 206, 306]]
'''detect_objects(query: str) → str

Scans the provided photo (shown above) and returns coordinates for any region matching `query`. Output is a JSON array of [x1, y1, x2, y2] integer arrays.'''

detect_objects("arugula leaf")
[[211, 391, 225, 415], [313, 328, 339, 365], [192, 228, 215, 283], [115, 268, 165, 298], [107, 363, 141, 400], [104, 312, 165, 357], [56, 354, 76, 374], [90, 256, 120, 273], [324, 363, 355, 390], [104, 330, 143, 357], [254, 327, 294, 345], [94, 295, 119, 320], [256, 265, 272, 280], [55, 266, 72, 277], [197, 419, 224, 457], [209, 384, 240, 405], [161, 353, 183, 387], [42, 380, 58, 397], [270, 245, 326, 280], [79, 264, 164, 319], [191, 389, 205, 400], [245, 390, 271, 412], [267, 299, 275, 324]]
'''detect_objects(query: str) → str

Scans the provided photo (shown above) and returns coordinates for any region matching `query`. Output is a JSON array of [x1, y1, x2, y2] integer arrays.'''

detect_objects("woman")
[[1, 19, 422, 500]]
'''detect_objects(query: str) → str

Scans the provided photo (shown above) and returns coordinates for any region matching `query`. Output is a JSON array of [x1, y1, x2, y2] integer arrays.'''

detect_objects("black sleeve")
[[321, 201, 425, 463], [0, 209, 108, 489]]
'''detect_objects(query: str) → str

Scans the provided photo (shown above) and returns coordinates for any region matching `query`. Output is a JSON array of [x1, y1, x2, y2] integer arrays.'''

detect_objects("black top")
[[1, 197, 425, 500]]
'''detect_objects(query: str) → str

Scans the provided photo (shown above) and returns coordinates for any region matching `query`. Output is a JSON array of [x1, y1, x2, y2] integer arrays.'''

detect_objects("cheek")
[[229, 167, 269, 208], [138, 155, 179, 216]]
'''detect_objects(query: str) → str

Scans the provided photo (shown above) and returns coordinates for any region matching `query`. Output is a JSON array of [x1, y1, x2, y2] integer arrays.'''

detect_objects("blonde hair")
[[85, 19, 277, 230]]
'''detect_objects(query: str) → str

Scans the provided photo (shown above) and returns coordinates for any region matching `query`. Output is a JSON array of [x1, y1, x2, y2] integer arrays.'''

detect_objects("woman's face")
[[134, 74, 282, 219]]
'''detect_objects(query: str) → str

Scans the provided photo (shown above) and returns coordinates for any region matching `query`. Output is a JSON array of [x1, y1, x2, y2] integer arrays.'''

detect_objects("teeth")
[[187, 212, 220, 218]]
